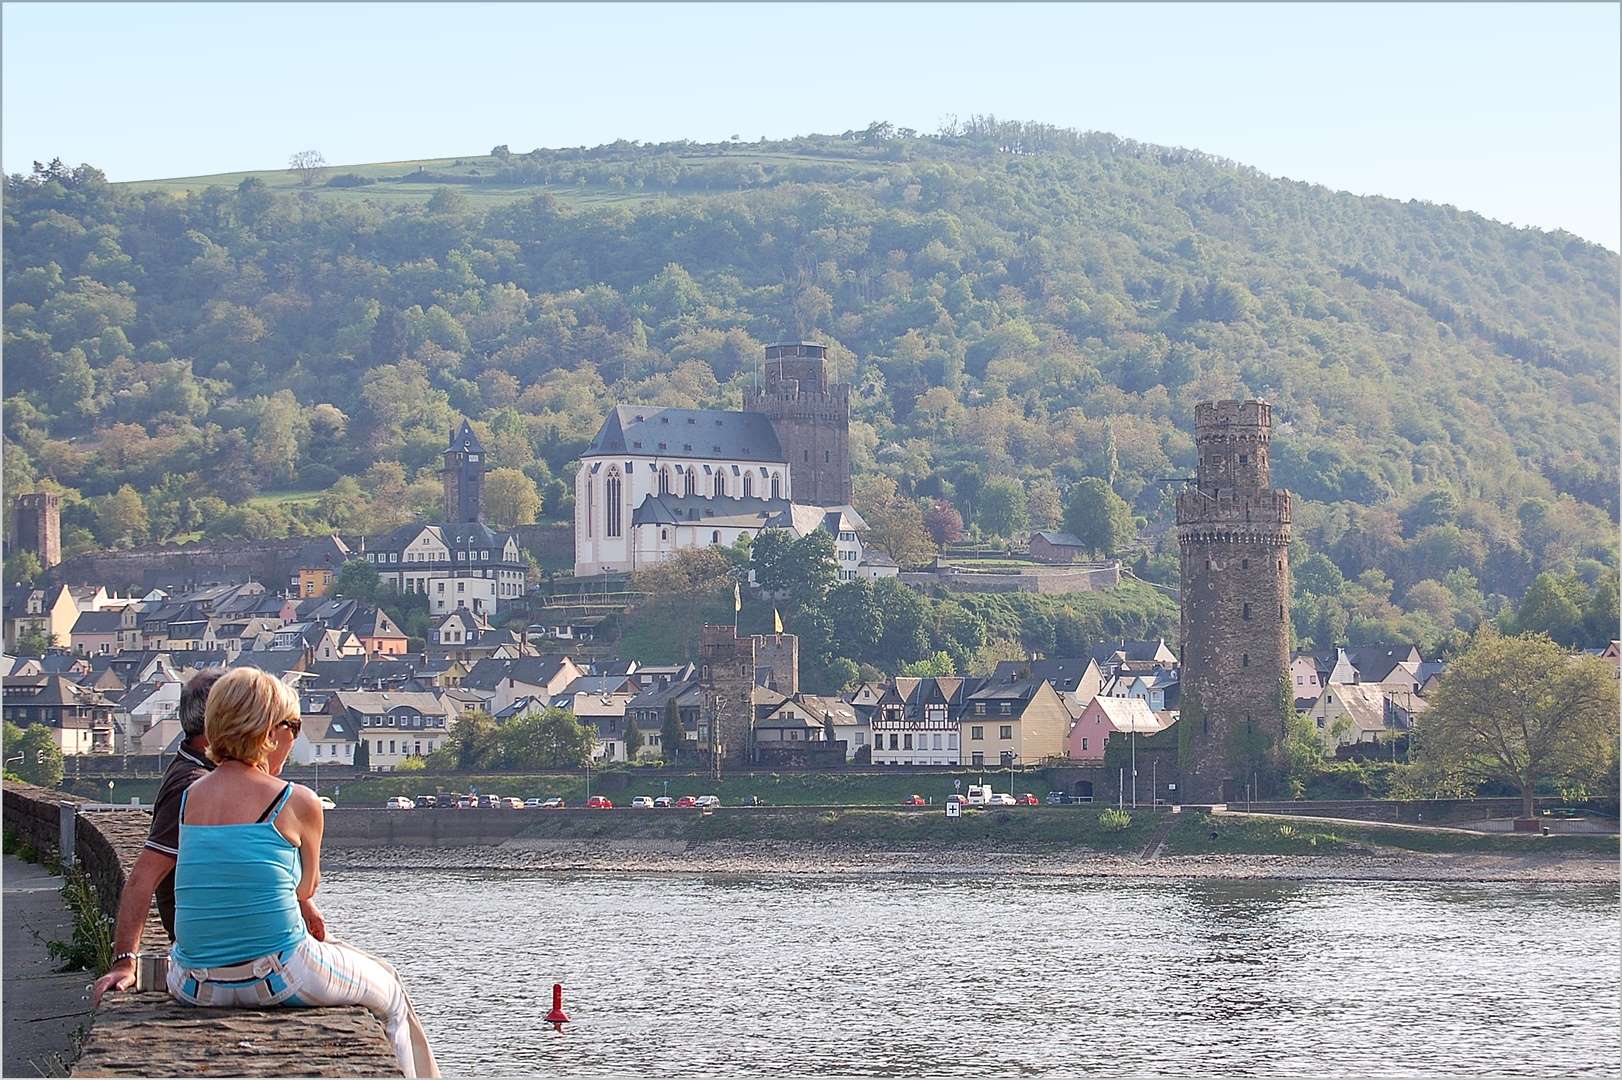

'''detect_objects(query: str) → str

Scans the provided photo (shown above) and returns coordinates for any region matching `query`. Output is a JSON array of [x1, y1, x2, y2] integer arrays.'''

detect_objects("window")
[[389, 740, 396, 754], [606, 469, 623, 537], [1001, 752, 1014, 767], [1242, 653, 1249, 668], [1000, 702, 1012, 715], [903, 734, 913, 750], [1239, 453, 1248, 464], [932, 734, 942, 750], [948, 733, 958, 749], [684, 470, 696, 497], [414, 742, 421, 756], [889, 734, 899, 750], [971, 725, 984, 741], [771, 474, 781, 499], [999, 724, 1012, 740], [971, 752, 984, 767], [1241, 558, 1249, 569], [714, 473, 725, 497], [1242, 603, 1251, 621], [743, 473, 753, 497], [712, 530, 720, 543], [975, 702, 986, 716], [825, 450, 831, 463], [1081, 737, 1089, 751]]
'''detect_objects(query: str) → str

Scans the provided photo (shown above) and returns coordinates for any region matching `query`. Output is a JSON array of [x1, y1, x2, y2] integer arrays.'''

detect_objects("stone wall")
[[49, 537, 308, 591], [899, 562, 1121, 595], [1241, 796, 1617, 825], [1, 781, 402, 1077]]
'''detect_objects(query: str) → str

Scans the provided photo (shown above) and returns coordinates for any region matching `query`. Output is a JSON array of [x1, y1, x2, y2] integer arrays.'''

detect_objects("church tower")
[[443, 420, 485, 523], [744, 342, 852, 507], [1176, 400, 1292, 804]]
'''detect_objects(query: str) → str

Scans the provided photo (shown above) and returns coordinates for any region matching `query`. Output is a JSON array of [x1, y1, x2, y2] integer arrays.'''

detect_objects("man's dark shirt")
[[144, 739, 213, 938]]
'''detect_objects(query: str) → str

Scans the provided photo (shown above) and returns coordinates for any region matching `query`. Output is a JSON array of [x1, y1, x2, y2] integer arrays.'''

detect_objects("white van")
[[966, 784, 996, 806]]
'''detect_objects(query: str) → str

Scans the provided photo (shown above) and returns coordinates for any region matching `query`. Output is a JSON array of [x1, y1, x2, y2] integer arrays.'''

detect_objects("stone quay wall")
[[1240, 796, 1617, 825], [1, 781, 402, 1077]]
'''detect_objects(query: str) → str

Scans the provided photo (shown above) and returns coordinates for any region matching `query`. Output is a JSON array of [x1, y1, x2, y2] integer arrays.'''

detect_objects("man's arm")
[[89, 848, 174, 1006]]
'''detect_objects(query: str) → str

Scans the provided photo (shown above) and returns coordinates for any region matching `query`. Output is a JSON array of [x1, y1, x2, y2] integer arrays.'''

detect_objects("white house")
[[365, 522, 527, 616]]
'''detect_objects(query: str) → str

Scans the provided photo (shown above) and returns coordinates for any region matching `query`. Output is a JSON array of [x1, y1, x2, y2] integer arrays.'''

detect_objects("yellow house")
[[957, 678, 1072, 767], [292, 534, 352, 600], [8, 585, 79, 652], [1307, 683, 1392, 749]]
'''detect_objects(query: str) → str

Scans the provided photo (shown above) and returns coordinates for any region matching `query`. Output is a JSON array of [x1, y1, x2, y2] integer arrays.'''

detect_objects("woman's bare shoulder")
[[285, 783, 324, 817]]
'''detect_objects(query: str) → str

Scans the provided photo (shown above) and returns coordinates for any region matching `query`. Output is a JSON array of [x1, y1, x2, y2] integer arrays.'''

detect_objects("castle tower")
[[1175, 400, 1292, 804], [443, 420, 485, 523], [699, 625, 800, 772], [744, 342, 852, 506], [13, 492, 61, 569]]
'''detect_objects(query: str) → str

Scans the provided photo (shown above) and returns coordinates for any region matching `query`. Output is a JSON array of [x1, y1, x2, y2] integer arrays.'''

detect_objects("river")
[[317, 870, 1620, 1076]]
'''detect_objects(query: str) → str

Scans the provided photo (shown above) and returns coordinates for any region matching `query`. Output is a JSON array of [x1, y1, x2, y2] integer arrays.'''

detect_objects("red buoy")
[[545, 982, 570, 1024]]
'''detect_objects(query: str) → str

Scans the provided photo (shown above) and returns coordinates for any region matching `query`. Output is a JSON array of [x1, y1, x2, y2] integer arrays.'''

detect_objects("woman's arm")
[[290, 785, 324, 902]]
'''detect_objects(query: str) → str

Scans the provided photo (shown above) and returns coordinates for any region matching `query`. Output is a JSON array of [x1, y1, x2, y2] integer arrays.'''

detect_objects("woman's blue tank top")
[[170, 782, 306, 969]]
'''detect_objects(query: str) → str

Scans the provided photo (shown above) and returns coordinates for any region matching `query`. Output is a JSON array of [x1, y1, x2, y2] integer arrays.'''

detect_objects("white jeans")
[[168, 936, 438, 1077]]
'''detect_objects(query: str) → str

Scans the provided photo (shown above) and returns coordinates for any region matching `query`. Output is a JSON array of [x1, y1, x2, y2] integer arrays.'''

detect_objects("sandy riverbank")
[[325, 840, 1620, 883]]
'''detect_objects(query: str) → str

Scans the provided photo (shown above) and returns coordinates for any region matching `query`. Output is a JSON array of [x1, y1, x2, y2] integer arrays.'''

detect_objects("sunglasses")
[[279, 716, 303, 737]]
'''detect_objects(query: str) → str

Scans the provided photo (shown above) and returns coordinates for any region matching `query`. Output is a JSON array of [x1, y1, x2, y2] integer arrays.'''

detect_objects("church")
[[573, 342, 892, 579]]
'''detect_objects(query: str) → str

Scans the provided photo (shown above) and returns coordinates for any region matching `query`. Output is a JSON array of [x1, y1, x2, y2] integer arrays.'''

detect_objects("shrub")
[[325, 173, 377, 188], [1098, 808, 1133, 832]]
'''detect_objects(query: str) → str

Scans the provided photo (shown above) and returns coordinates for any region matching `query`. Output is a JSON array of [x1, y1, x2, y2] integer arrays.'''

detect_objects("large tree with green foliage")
[[1063, 479, 1136, 557], [1416, 631, 1619, 817]]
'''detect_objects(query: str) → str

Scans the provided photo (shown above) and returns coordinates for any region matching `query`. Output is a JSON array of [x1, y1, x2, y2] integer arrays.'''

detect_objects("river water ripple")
[[317, 870, 1620, 1077]]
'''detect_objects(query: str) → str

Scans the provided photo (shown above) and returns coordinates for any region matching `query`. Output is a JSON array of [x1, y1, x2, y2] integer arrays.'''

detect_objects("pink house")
[[1067, 696, 1163, 761]]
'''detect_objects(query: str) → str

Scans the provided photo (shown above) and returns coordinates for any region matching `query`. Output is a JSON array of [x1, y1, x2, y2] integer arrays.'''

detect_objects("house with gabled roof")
[[958, 678, 1071, 768]]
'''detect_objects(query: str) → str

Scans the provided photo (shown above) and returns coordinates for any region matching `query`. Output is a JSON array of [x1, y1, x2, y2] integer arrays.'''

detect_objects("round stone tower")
[[744, 343, 852, 507], [1176, 400, 1292, 804]]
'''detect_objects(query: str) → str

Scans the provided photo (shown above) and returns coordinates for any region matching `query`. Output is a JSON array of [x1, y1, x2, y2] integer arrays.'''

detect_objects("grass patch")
[[1166, 812, 1620, 857], [246, 488, 324, 508]]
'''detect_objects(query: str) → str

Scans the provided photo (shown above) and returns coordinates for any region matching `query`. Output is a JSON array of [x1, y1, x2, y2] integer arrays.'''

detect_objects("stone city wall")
[[2, 781, 402, 1077]]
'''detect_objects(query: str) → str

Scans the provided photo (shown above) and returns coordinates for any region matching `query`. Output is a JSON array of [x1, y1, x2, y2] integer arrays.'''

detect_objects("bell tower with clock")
[[1176, 400, 1292, 803], [443, 419, 485, 523]]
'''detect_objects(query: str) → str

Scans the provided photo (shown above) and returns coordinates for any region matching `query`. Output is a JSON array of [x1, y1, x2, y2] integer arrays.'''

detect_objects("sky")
[[3, 2, 1618, 249]]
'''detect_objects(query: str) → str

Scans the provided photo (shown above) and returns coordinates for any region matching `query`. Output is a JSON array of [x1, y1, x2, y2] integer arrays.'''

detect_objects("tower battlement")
[[745, 342, 851, 506]]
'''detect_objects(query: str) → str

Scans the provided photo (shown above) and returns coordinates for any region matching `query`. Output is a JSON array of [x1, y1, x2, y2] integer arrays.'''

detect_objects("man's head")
[[179, 669, 225, 742]]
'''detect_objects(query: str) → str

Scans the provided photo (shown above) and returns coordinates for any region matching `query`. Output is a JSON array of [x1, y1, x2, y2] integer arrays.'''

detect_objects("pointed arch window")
[[743, 473, 754, 498], [771, 473, 782, 500], [714, 472, 726, 497], [684, 469, 696, 497], [659, 468, 672, 496], [606, 468, 623, 537]]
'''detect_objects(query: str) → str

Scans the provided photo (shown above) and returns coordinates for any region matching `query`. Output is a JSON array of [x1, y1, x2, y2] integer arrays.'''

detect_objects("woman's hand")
[[300, 896, 327, 941]]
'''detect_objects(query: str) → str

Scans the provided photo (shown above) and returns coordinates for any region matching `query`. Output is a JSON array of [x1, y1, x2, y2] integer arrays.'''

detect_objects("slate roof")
[[294, 534, 352, 572], [1088, 696, 1167, 733], [1032, 531, 1086, 547], [585, 405, 785, 463], [330, 690, 451, 718], [71, 609, 123, 635], [991, 657, 1099, 692], [1344, 645, 1423, 683], [447, 418, 484, 454], [630, 494, 793, 528], [461, 656, 576, 692]]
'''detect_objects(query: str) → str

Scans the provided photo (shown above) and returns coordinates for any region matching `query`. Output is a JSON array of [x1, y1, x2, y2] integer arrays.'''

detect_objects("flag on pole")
[[733, 582, 741, 613], [773, 608, 783, 633]]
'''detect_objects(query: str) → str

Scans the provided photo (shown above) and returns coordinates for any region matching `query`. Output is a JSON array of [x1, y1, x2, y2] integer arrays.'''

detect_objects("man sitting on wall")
[[91, 669, 225, 1005]]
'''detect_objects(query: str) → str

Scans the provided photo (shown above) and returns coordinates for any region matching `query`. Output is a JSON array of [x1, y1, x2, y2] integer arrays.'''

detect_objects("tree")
[[623, 716, 644, 760], [395, 755, 427, 773], [484, 467, 541, 528], [1025, 479, 1063, 532], [1510, 573, 1585, 645], [661, 703, 684, 764], [4, 550, 42, 587], [899, 651, 956, 677], [97, 484, 149, 545], [855, 475, 936, 567], [334, 558, 382, 603], [977, 477, 1029, 538], [824, 578, 883, 658], [1417, 631, 1619, 818], [498, 708, 593, 769], [352, 738, 371, 773], [1062, 478, 1135, 557], [15, 627, 55, 656], [447, 709, 502, 769], [16, 726, 64, 788], [923, 501, 965, 547], [288, 150, 328, 186]]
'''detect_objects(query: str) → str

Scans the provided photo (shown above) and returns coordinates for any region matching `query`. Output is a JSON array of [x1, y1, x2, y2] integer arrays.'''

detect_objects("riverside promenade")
[[3, 853, 93, 1076], [2, 781, 402, 1077]]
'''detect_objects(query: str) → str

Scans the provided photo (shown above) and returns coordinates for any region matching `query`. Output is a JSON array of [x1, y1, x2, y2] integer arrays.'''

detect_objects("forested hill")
[[4, 119, 1618, 654]]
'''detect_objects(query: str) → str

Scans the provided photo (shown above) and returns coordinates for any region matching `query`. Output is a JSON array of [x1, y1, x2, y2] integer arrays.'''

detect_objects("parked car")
[[523, 797, 545, 808], [740, 795, 765, 806], [965, 784, 995, 806], [945, 794, 967, 806], [541, 797, 565, 808], [478, 794, 501, 809], [385, 796, 412, 810], [318, 796, 337, 810], [631, 796, 654, 809], [653, 796, 674, 808], [694, 795, 720, 808], [902, 794, 926, 806], [587, 795, 614, 809], [456, 796, 476, 809], [503, 797, 525, 809], [988, 793, 1017, 806], [414, 795, 438, 809], [439, 793, 464, 809], [1045, 791, 1068, 806], [1017, 793, 1040, 806], [675, 795, 698, 808]]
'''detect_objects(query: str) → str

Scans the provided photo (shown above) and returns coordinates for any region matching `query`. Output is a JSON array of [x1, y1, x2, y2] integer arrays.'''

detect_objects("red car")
[[1016, 793, 1040, 806], [587, 795, 614, 809], [675, 795, 698, 808], [902, 794, 926, 806]]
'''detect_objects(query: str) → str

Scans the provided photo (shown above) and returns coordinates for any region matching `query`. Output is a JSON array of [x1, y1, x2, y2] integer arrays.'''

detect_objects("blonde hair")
[[204, 667, 301, 766]]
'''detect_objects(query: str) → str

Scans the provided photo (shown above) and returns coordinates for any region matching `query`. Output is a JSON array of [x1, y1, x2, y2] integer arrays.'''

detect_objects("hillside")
[[3, 119, 1618, 659]]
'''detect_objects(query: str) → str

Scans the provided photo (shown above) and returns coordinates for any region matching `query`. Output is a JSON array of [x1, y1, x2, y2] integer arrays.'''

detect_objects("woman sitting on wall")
[[166, 667, 438, 1078]]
